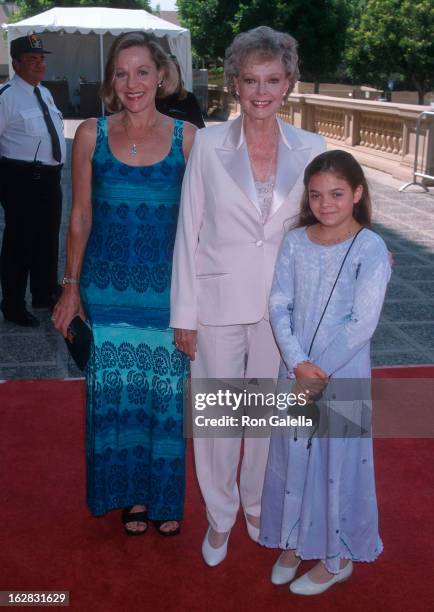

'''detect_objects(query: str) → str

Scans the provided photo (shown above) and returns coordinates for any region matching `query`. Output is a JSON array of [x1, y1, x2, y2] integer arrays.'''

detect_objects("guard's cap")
[[11, 34, 52, 59]]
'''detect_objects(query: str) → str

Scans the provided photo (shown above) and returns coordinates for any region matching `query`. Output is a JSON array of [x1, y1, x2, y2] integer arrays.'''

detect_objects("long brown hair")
[[101, 31, 179, 113], [298, 150, 372, 228]]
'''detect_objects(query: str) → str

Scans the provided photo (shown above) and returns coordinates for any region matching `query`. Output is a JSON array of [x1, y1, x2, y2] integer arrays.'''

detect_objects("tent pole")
[[7, 31, 14, 79], [99, 33, 104, 116]]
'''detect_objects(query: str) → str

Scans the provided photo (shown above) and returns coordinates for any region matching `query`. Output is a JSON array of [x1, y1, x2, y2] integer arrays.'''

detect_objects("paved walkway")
[[1, 136, 434, 380]]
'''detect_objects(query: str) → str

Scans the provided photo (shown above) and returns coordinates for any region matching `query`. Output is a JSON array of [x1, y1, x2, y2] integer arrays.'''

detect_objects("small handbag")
[[64, 316, 92, 371], [287, 228, 363, 445]]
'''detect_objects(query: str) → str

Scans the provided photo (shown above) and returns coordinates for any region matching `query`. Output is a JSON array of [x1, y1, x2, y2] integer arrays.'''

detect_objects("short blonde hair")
[[101, 31, 179, 113], [224, 26, 299, 100]]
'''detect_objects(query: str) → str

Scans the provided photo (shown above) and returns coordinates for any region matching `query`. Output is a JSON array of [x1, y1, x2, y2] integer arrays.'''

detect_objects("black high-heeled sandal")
[[152, 519, 181, 537], [121, 506, 148, 536]]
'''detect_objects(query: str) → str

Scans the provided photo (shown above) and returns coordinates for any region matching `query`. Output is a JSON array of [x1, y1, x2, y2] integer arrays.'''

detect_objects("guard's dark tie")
[[33, 86, 62, 163]]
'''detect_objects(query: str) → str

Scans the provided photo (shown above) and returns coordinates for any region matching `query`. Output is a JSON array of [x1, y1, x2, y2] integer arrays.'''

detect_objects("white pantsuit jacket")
[[170, 115, 326, 330]]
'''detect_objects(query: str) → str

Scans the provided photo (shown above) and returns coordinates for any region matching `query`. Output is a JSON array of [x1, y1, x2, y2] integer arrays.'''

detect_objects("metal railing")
[[400, 111, 434, 192]]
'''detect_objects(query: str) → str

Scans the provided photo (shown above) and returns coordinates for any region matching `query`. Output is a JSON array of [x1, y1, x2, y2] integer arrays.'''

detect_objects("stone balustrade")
[[206, 84, 239, 120], [278, 94, 434, 183], [204, 87, 434, 183]]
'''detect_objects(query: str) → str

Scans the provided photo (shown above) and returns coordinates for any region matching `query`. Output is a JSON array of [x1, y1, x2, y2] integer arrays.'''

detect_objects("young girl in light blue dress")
[[259, 150, 391, 595]]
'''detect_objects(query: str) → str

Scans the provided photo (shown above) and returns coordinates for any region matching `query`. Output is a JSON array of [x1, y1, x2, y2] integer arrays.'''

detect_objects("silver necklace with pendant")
[[124, 119, 138, 156], [123, 117, 152, 157]]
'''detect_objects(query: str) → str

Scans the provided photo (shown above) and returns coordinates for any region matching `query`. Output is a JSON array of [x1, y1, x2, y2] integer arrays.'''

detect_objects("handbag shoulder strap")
[[307, 227, 363, 357]]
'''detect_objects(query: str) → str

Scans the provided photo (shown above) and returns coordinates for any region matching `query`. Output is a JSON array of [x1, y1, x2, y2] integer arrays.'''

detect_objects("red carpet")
[[0, 372, 433, 612]]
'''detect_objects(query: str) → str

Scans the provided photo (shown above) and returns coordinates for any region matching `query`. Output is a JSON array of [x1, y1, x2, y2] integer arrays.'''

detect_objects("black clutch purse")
[[65, 316, 92, 371]]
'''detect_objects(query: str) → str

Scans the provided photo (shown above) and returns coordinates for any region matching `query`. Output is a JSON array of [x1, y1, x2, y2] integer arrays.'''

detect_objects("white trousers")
[[191, 318, 281, 532]]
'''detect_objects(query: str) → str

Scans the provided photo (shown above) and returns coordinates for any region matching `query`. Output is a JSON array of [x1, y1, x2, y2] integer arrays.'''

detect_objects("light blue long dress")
[[80, 117, 188, 518], [259, 226, 391, 573]]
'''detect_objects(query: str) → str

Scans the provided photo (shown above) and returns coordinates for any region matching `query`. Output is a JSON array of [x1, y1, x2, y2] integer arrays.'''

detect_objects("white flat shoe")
[[243, 511, 260, 543], [201, 526, 230, 567], [271, 552, 301, 585], [290, 561, 353, 595]]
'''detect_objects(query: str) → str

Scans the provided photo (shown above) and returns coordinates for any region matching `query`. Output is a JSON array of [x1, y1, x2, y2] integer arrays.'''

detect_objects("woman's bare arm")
[[52, 119, 96, 337]]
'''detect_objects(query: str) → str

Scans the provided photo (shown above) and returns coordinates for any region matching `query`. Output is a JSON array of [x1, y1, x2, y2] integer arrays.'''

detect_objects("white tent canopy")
[[3, 7, 192, 114]]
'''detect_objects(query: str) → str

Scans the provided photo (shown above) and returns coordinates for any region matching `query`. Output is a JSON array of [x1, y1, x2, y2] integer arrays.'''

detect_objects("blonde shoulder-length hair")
[[100, 31, 179, 113]]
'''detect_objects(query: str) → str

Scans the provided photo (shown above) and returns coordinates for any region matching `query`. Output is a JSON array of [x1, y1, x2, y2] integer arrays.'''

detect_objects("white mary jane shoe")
[[201, 526, 230, 567], [289, 560, 353, 595], [271, 552, 301, 585]]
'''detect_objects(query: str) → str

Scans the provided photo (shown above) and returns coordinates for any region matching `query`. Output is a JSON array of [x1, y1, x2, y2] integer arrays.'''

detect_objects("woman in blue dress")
[[53, 32, 196, 535], [259, 151, 391, 594]]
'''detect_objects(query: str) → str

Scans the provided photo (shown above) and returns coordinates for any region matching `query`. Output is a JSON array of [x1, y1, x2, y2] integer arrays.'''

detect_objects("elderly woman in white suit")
[[170, 26, 326, 566]]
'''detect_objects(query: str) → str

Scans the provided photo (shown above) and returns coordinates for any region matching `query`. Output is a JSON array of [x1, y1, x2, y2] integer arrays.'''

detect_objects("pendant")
[[130, 144, 137, 157]]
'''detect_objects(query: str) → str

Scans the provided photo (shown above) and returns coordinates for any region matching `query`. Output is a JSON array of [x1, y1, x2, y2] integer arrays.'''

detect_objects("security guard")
[[0, 34, 66, 327]]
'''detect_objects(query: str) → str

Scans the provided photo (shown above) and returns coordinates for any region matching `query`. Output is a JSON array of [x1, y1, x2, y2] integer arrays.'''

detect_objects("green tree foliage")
[[177, 0, 240, 61], [234, 0, 349, 92], [178, 0, 349, 91], [13, 0, 152, 22], [345, 0, 434, 104]]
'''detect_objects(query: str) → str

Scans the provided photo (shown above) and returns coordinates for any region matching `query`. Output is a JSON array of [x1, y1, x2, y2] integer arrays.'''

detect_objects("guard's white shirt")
[[0, 74, 66, 165]]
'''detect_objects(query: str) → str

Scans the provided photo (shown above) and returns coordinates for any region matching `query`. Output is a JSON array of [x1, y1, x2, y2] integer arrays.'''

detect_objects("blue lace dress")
[[80, 117, 188, 518]]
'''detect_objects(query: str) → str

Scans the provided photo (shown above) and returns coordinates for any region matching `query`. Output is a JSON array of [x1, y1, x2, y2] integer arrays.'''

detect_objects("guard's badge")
[[28, 34, 43, 49]]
